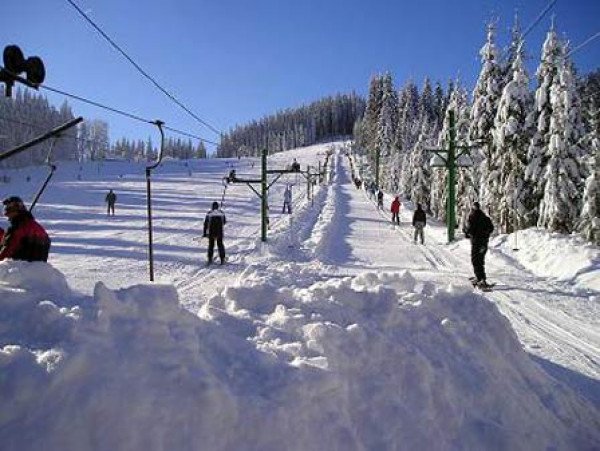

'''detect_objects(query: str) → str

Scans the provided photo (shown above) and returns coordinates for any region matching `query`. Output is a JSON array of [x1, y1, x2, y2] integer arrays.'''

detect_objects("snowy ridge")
[[495, 228, 600, 290], [2, 261, 599, 450], [303, 152, 345, 262]]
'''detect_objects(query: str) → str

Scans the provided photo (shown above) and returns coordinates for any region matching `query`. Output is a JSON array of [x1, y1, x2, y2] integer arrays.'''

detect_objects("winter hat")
[[3, 196, 26, 212], [212, 201, 219, 210]]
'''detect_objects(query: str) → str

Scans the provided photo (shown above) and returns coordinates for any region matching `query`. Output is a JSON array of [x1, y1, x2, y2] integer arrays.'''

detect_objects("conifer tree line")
[[354, 21, 600, 243], [216, 93, 365, 157], [0, 89, 79, 168], [0, 88, 207, 169]]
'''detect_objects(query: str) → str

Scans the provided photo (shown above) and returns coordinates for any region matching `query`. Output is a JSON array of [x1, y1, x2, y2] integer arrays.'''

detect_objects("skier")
[[412, 203, 426, 244], [105, 189, 117, 216], [463, 202, 494, 289], [366, 183, 373, 199], [203, 201, 227, 265], [377, 189, 384, 210], [282, 184, 292, 214], [291, 158, 301, 172], [0, 196, 50, 262], [227, 169, 237, 183], [391, 196, 401, 225]]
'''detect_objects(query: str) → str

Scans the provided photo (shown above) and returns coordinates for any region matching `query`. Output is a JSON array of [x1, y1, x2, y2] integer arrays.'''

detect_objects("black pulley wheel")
[[25, 56, 45, 84], [3, 45, 25, 73]]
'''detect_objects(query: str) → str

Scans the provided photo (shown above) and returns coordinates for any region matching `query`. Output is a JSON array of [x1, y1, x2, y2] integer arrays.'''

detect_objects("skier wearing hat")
[[0, 196, 50, 262], [203, 201, 227, 265]]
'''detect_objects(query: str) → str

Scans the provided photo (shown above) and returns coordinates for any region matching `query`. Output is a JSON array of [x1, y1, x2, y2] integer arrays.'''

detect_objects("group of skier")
[[367, 184, 494, 289], [0, 160, 494, 288], [381, 192, 428, 245]]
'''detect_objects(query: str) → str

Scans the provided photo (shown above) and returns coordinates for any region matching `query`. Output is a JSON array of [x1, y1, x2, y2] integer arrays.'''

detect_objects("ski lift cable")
[[521, 0, 557, 41], [41, 83, 220, 145], [566, 31, 600, 58], [0, 67, 219, 146], [40, 83, 153, 125], [64, 0, 223, 137], [0, 114, 219, 148], [499, 0, 557, 62]]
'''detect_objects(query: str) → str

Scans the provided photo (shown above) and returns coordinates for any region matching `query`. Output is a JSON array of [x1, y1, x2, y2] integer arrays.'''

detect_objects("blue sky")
[[2, 0, 599, 150]]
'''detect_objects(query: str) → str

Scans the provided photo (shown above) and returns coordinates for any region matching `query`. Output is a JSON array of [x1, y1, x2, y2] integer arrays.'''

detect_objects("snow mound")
[[1, 263, 598, 450], [496, 228, 600, 290]]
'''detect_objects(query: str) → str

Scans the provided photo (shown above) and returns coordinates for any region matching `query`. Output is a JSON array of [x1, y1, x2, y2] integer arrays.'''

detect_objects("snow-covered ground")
[[0, 142, 598, 450]]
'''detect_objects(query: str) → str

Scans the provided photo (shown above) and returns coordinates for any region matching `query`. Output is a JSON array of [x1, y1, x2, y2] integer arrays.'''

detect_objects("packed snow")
[[0, 143, 599, 450]]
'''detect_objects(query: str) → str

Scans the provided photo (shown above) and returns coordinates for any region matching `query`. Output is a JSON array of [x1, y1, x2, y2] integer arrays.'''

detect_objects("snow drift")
[[1, 261, 598, 450], [495, 228, 600, 291]]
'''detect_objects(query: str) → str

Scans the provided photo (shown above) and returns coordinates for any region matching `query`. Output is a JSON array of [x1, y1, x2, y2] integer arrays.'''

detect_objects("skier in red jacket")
[[390, 196, 401, 225], [0, 196, 50, 262]]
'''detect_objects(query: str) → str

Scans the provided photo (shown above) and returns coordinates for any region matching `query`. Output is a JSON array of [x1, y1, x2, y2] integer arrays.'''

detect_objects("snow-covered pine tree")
[[430, 168, 447, 221], [195, 140, 207, 158], [377, 73, 398, 189], [492, 33, 534, 233], [502, 14, 522, 83], [364, 75, 384, 176], [396, 81, 420, 195], [525, 24, 563, 222], [538, 48, 587, 233], [434, 84, 470, 225], [419, 78, 436, 126], [433, 82, 446, 133], [577, 78, 600, 243], [409, 121, 433, 211], [451, 86, 474, 231], [577, 105, 599, 242], [469, 22, 503, 214]]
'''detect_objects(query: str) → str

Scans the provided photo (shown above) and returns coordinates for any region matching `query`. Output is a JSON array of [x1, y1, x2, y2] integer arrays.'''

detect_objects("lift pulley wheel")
[[3, 45, 25, 73], [2, 45, 45, 85]]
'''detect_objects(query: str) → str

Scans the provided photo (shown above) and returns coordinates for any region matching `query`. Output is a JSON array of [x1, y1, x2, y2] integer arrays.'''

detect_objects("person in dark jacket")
[[203, 201, 226, 265], [377, 189, 384, 209], [105, 189, 117, 216], [463, 202, 494, 287], [412, 203, 426, 244], [0, 196, 50, 262], [291, 158, 301, 172]]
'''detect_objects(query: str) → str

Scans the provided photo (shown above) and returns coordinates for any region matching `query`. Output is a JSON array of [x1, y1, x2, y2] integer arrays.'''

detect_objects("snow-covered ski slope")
[[0, 142, 599, 450]]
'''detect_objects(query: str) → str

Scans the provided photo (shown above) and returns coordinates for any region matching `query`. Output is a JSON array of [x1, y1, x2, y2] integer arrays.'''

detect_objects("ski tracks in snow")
[[322, 156, 600, 385]]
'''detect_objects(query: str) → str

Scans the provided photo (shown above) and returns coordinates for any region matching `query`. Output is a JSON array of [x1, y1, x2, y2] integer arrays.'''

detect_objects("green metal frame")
[[427, 110, 481, 243]]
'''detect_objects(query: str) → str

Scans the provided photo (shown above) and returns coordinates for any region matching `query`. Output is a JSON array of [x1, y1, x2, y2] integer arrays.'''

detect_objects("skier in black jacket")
[[203, 201, 226, 265], [412, 203, 426, 244], [463, 202, 494, 288]]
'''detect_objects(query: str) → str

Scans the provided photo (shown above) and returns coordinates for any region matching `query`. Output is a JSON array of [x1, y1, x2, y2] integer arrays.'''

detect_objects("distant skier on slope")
[[463, 202, 494, 289], [377, 189, 384, 210], [0, 196, 50, 262], [412, 203, 426, 244], [282, 184, 292, 214], [203, 201, 227, 265], [105, 189, 117, 216], [391, 196, 401, 225]]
